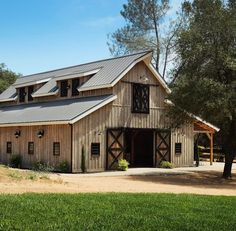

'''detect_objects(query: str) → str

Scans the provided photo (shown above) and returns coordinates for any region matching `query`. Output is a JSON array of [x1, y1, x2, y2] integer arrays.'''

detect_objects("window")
[[175, 143, 182, 155], [132, 83, 149, 114], [19, 87, 26, 102], [28, 86, 34, 101], [53, 142, 60, 156], [91, 143, 100, 156], [28, 142, 34, 155], [72, 78, 80, 96], [6, 142, 12, 154], [60, 80, 68, 97]]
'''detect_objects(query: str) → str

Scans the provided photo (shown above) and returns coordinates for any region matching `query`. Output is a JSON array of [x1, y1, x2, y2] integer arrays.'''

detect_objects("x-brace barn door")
[[106, 128, 125, 170], [155, 130, 171, 166]]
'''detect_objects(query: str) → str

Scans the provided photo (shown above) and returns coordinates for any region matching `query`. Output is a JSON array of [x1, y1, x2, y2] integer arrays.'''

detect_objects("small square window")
[[175, 143, 182, 155], [6, 142, 12, 154], [28, 142, 34, 155], [53, 142, 60, 156], [91, 143, 100, 156]]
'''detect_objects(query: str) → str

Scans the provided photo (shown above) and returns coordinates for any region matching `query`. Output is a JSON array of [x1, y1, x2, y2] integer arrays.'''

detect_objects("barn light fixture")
[[140, 75, 149, 83], [66, 85, 70, 89], [14, 130, 21, 138], [37, 129, 44, 138]]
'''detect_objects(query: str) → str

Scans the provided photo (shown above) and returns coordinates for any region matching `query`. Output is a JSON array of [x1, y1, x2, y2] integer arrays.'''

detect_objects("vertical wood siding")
[[0, 125, 71, 170], [72, 62, 194, 172]]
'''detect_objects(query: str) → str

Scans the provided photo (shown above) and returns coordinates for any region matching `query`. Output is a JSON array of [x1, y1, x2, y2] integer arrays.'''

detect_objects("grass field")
[[0, 193, 235, 231]]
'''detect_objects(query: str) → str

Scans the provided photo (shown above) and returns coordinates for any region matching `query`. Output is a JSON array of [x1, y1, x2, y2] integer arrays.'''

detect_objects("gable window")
[[28, 142, 34, 155], [28, 86, 34, 101], [19, 87, 26, 103], [72, 78, 80, 96], [91, 143, 100, 156], [132, 83, 149, 114], [175, 143, 182, 155], [53, 142, 60, 156], [6, 142, 12, 154], [60, 80, 68, 97]]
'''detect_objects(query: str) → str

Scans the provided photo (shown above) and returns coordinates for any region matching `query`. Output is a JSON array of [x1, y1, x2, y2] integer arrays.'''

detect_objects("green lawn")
[[0, 193, 235, 231]]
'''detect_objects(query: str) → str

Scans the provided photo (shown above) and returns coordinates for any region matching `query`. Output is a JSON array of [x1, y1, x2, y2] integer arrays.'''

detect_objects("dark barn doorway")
[[125, 129, 154, 167]]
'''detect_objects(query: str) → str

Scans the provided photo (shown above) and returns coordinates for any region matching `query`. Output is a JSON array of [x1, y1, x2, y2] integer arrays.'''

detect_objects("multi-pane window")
[[28, 142, 34, 155], [91, 143, 100, 156], [132, 83, 149, 114], [53, 142, 60, 156], [175, 143, 182, 155], [19, 87, 26, 103], [28, 86, 34, 101], [6, 142, 12, 154], [72, 78, 80, 96], [60, 80, 68, 97]]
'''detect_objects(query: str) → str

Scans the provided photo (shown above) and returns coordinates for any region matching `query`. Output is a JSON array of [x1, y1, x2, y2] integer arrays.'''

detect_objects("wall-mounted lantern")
[[14, 130, 21, 138], [37, 129, 44, 138], [140, 75, 149, 83], [66, 84, 70, 89]]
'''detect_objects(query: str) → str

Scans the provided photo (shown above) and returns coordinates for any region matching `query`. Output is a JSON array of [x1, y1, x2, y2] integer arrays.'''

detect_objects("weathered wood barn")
[[0, 51, 219, 172]]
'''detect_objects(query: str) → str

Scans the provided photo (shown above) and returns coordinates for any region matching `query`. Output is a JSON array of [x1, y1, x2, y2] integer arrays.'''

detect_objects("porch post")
[[210, 133, 214, 165]]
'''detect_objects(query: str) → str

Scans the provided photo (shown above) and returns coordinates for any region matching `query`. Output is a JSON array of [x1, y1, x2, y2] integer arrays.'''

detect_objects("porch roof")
[[0, 94, 116, 126]]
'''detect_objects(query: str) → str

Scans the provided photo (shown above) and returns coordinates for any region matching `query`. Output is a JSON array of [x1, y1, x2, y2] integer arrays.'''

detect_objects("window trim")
[[72, 78, 80, 96], [91, 143, 100, 156], [53, 142, 60, 156], [6, 141, 12, 154], [28, 142, 34, 155], [60, 80, 68, 97], [132, 83, 150, 114], [175, 143, 182, 155]]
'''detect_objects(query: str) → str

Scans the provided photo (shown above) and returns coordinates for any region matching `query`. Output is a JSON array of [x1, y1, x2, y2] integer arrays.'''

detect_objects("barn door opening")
[[106, 128, 125, 170], [155, 130, 171, 166]]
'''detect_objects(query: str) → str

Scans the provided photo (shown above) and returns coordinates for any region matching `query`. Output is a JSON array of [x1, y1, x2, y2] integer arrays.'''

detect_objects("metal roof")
[[0, 51, 152, 101], [0, 94, 116, 126]]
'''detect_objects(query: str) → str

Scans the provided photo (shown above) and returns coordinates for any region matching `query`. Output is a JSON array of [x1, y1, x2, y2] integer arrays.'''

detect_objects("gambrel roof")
[[0, 50, 170, 102]]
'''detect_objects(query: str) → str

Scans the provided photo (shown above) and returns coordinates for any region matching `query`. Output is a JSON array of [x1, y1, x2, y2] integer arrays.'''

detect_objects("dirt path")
[[0, 167, 235, 196]]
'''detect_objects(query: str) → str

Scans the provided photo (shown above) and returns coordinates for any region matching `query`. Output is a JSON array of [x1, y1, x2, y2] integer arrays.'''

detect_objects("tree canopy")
[[0, 63, 19, 93], [169, 0, 236, 178], [108, 0, 174, 79]]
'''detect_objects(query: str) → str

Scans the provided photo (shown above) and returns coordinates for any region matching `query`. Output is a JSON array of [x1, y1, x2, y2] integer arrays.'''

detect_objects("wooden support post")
[[210, 133, 214, 165]]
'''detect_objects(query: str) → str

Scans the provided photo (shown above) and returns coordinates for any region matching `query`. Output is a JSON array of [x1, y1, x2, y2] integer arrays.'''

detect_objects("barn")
[[0, 51, 218, 172]]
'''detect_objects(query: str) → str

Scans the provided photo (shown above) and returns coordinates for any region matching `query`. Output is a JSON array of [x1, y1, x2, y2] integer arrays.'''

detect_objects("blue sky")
[[0, 0, 181, 75]]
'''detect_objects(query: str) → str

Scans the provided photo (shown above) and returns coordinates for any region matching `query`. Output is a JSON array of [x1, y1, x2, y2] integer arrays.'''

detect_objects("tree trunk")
[[223, 153, 235, 179]]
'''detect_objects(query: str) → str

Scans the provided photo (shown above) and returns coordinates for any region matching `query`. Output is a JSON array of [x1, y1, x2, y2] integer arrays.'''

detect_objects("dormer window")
[[28, 86, 34, 101], [72, 78, 80, 96], [60, 80, 68, 97], [19, 87, 26, 103]]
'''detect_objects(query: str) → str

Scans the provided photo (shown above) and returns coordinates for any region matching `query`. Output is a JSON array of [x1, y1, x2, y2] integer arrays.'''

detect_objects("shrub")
[[118, 159, 129, 171], [81, 145, 86, 173], [57, 161, 70, 173], [33, 161, 54, 172], [160, 161, 174, 169], [10, 154, 22, 168]]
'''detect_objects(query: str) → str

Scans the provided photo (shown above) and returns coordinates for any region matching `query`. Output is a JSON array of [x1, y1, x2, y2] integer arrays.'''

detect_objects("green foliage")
[[7, 171, 23, 180], [9, 154, 22, 168], [57, 161, 70, 173], [0, 63, 20, 93], [26, 173, 38, 181], [160, 161, 174, 169], [81, 145, 86, 173], [0, 193, 235, 230], [32, 161, 54, 172], [118, 159, 129, 171], [169, 0, 236, 177], [108, 0, 171, 74]]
